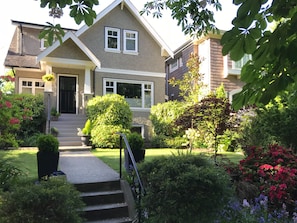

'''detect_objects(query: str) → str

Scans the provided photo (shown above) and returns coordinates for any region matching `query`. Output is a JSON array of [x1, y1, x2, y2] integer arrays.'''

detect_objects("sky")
[[0, 0, 237, 73]]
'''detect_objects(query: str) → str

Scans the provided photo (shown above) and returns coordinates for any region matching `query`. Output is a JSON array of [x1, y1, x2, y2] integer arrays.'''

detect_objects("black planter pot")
[[133, 149, 145, 163], [37, 151, 59, 180]]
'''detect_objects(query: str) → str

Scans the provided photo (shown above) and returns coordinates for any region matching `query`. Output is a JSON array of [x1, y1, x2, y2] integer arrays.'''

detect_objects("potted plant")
[[50, 127, 59, 137], [37, 134, 59, 180], [77, 119, 92, 146], [42, 73, 55, 92], [127, 132, 145, 163], [50, 107, 60, 121]]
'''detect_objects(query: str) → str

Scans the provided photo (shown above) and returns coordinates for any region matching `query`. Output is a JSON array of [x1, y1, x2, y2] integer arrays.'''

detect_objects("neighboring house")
[[4, 0, 173, 141], [165, 33, 245, 101]]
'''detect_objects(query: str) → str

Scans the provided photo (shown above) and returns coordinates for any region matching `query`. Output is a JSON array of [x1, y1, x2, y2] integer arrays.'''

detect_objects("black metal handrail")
[[117, 132, 146, 222], [117, 132, 145, 193]]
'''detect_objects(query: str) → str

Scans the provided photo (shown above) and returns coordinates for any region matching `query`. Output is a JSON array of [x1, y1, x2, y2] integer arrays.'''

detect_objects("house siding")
[[79, 6, 165, 73]]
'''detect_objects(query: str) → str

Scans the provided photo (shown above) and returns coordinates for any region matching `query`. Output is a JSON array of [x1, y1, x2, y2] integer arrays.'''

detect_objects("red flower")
[[5, 101, 12, 108], [9, 117, 20, 124]]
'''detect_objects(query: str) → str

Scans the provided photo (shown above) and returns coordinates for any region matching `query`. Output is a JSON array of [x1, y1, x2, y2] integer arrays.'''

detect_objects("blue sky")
[[0, 0, 237, 73]]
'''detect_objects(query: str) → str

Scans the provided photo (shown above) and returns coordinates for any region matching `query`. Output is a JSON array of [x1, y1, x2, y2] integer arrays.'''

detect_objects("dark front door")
[[59, 76, 76, 114]]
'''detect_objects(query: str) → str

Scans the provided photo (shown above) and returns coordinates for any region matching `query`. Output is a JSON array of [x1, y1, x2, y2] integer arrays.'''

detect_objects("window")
[[123, 30, 138, 54], [19, 78, 44, 95], [232, 54, 251, 69], [105, 27, 120, 52], [104, 79, 153, 108], [169, 59, 178, 72]]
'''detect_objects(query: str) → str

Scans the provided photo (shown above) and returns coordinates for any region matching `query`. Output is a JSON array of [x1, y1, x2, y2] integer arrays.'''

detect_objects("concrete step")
[[74, 180, 131, 222], [85, 217, 132, 223]]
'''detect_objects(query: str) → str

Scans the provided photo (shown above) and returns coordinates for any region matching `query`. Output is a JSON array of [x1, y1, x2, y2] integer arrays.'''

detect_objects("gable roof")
[[37, 31, 101, 68], [76, 0, 174, 58]]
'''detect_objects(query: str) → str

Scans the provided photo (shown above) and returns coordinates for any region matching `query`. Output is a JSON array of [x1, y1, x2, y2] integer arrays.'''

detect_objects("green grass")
[[0, 148, 245, 179], [91, 148, 245, 173], [0, 148, 38, 179]]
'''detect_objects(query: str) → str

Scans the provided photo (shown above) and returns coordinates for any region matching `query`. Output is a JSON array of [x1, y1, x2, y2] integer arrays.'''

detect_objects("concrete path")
[[59, 150, 120, 184]]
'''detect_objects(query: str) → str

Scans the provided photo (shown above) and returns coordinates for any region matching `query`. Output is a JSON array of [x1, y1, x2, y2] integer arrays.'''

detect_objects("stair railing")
[[117, 132, 146, 222]]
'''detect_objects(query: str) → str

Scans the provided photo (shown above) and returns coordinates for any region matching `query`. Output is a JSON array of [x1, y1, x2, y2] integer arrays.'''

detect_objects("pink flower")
[[5, 101, 12, 108], [9, 117, 20, 124]]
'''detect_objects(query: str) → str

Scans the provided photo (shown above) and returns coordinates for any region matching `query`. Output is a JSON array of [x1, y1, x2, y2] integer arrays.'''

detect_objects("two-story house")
[[4, 0, 173, 144], [165, 33, 245, 101]]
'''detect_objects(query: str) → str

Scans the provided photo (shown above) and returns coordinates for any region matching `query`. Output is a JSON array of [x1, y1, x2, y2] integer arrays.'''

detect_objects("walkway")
[[59, 149, 120, 184]]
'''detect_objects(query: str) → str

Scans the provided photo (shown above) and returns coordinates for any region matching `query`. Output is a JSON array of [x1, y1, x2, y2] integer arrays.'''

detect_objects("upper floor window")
[[103, 79, 153, 109], [232, 54, 251, 69], [169, 59, 178, 72], [105, 27, 120, 52], [123, 30, 138, 54]]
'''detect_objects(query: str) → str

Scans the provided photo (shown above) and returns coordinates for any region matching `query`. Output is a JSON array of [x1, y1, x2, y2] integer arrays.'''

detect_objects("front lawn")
[[0, 148, 245, 179]]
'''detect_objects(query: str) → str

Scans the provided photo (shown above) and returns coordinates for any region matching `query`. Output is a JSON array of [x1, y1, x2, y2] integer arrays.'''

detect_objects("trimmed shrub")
[[127, 132, 144, 150], [37, 134, 59, 153], [150, 101, 186, 137], [139, 154, 234, 223], [0, 179, 84, 223], [86, 94, 132, 148]]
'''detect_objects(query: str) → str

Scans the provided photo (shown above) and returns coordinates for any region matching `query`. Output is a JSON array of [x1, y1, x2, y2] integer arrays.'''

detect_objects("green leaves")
[[69, 0, 98, 26], [39, 23, 65, 45]]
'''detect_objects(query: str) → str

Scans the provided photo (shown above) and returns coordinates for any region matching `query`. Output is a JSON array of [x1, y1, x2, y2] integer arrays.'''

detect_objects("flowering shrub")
[[239, 145, 297, 210], [0, 91, 32, 149], [217, 194, 297, 223]]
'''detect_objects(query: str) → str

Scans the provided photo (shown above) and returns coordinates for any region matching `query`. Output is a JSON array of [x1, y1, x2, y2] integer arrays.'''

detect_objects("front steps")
[[75, 180, 134, 223], [51, 114, 86, 146]]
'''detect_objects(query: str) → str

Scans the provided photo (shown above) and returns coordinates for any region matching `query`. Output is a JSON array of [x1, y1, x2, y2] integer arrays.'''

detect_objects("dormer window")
[[123, 30, 138, 54], [105, 27, 120, 53]]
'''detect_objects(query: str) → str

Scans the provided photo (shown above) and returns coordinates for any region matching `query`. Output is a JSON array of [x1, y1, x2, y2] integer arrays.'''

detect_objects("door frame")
[[57, 74, 79, 114]]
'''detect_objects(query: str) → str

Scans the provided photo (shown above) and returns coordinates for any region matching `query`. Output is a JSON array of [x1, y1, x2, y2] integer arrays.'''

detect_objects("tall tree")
[[169, 53, 206, 103]]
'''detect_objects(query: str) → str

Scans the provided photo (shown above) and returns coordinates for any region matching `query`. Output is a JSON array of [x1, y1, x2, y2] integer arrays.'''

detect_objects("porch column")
[[82, 68, 92, 114], [84, 68, 91, 94]]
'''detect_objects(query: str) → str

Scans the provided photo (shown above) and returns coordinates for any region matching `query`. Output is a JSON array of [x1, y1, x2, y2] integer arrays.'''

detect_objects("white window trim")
[[19, 78, 44, 95], [104, 27, 121, 53], [103, 78, 154, 110], [123, 29, 138, 55], [40, 38, 46, 51]]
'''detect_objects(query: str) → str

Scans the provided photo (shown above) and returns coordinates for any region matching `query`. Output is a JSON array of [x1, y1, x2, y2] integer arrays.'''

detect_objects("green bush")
[[82, 119, 92, 135], [150, 101, 186, 137], [139, 154, 234, 223], [127, 132, 144, 150], [0, 179, 84, 223], [86, 94, 132, 148], [150, 135, 167, 148], [37, 134, 59, 153], [87, 94, 132, 129], [91, 125, 130, 148], [17, 94, 46, 146], [0, 158, 23, 191]]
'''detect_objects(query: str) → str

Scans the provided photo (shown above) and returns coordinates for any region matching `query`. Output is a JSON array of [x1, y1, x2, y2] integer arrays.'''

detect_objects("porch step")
[[74, 180, 132, 223], [51, 114, 87, 147]]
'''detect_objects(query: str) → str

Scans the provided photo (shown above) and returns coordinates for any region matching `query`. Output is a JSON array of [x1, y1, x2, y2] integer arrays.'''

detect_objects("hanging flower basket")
[[42, 73, 55, 82]]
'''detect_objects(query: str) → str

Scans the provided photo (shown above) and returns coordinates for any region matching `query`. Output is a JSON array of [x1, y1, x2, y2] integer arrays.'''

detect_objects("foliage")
[[141, 0, 222, 37], [82, 119, 92, 135], [238, 101, 297, 151], [150, 100, 186, 137], [217, 194, 297, 223], [50, 107, 60, 117], [87, 94, 132, 129], [0, 158, 23, 191], [91, 125, 130, 148], [42, 73, 55, 82], [0, 92, 33, 149], [0, 70, 15, 94], [169, 53, 206, 103], [17, 94, 46, 146], [0, 179, 84, 223], [176, 95, 231, 158], [239, 144, 297, 211], [127, 132, 144, 151], [139, 154, 234, 223], [221, 1, 297, 109], [37, 134, 59, 153], [86, 94, 132, 148]]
